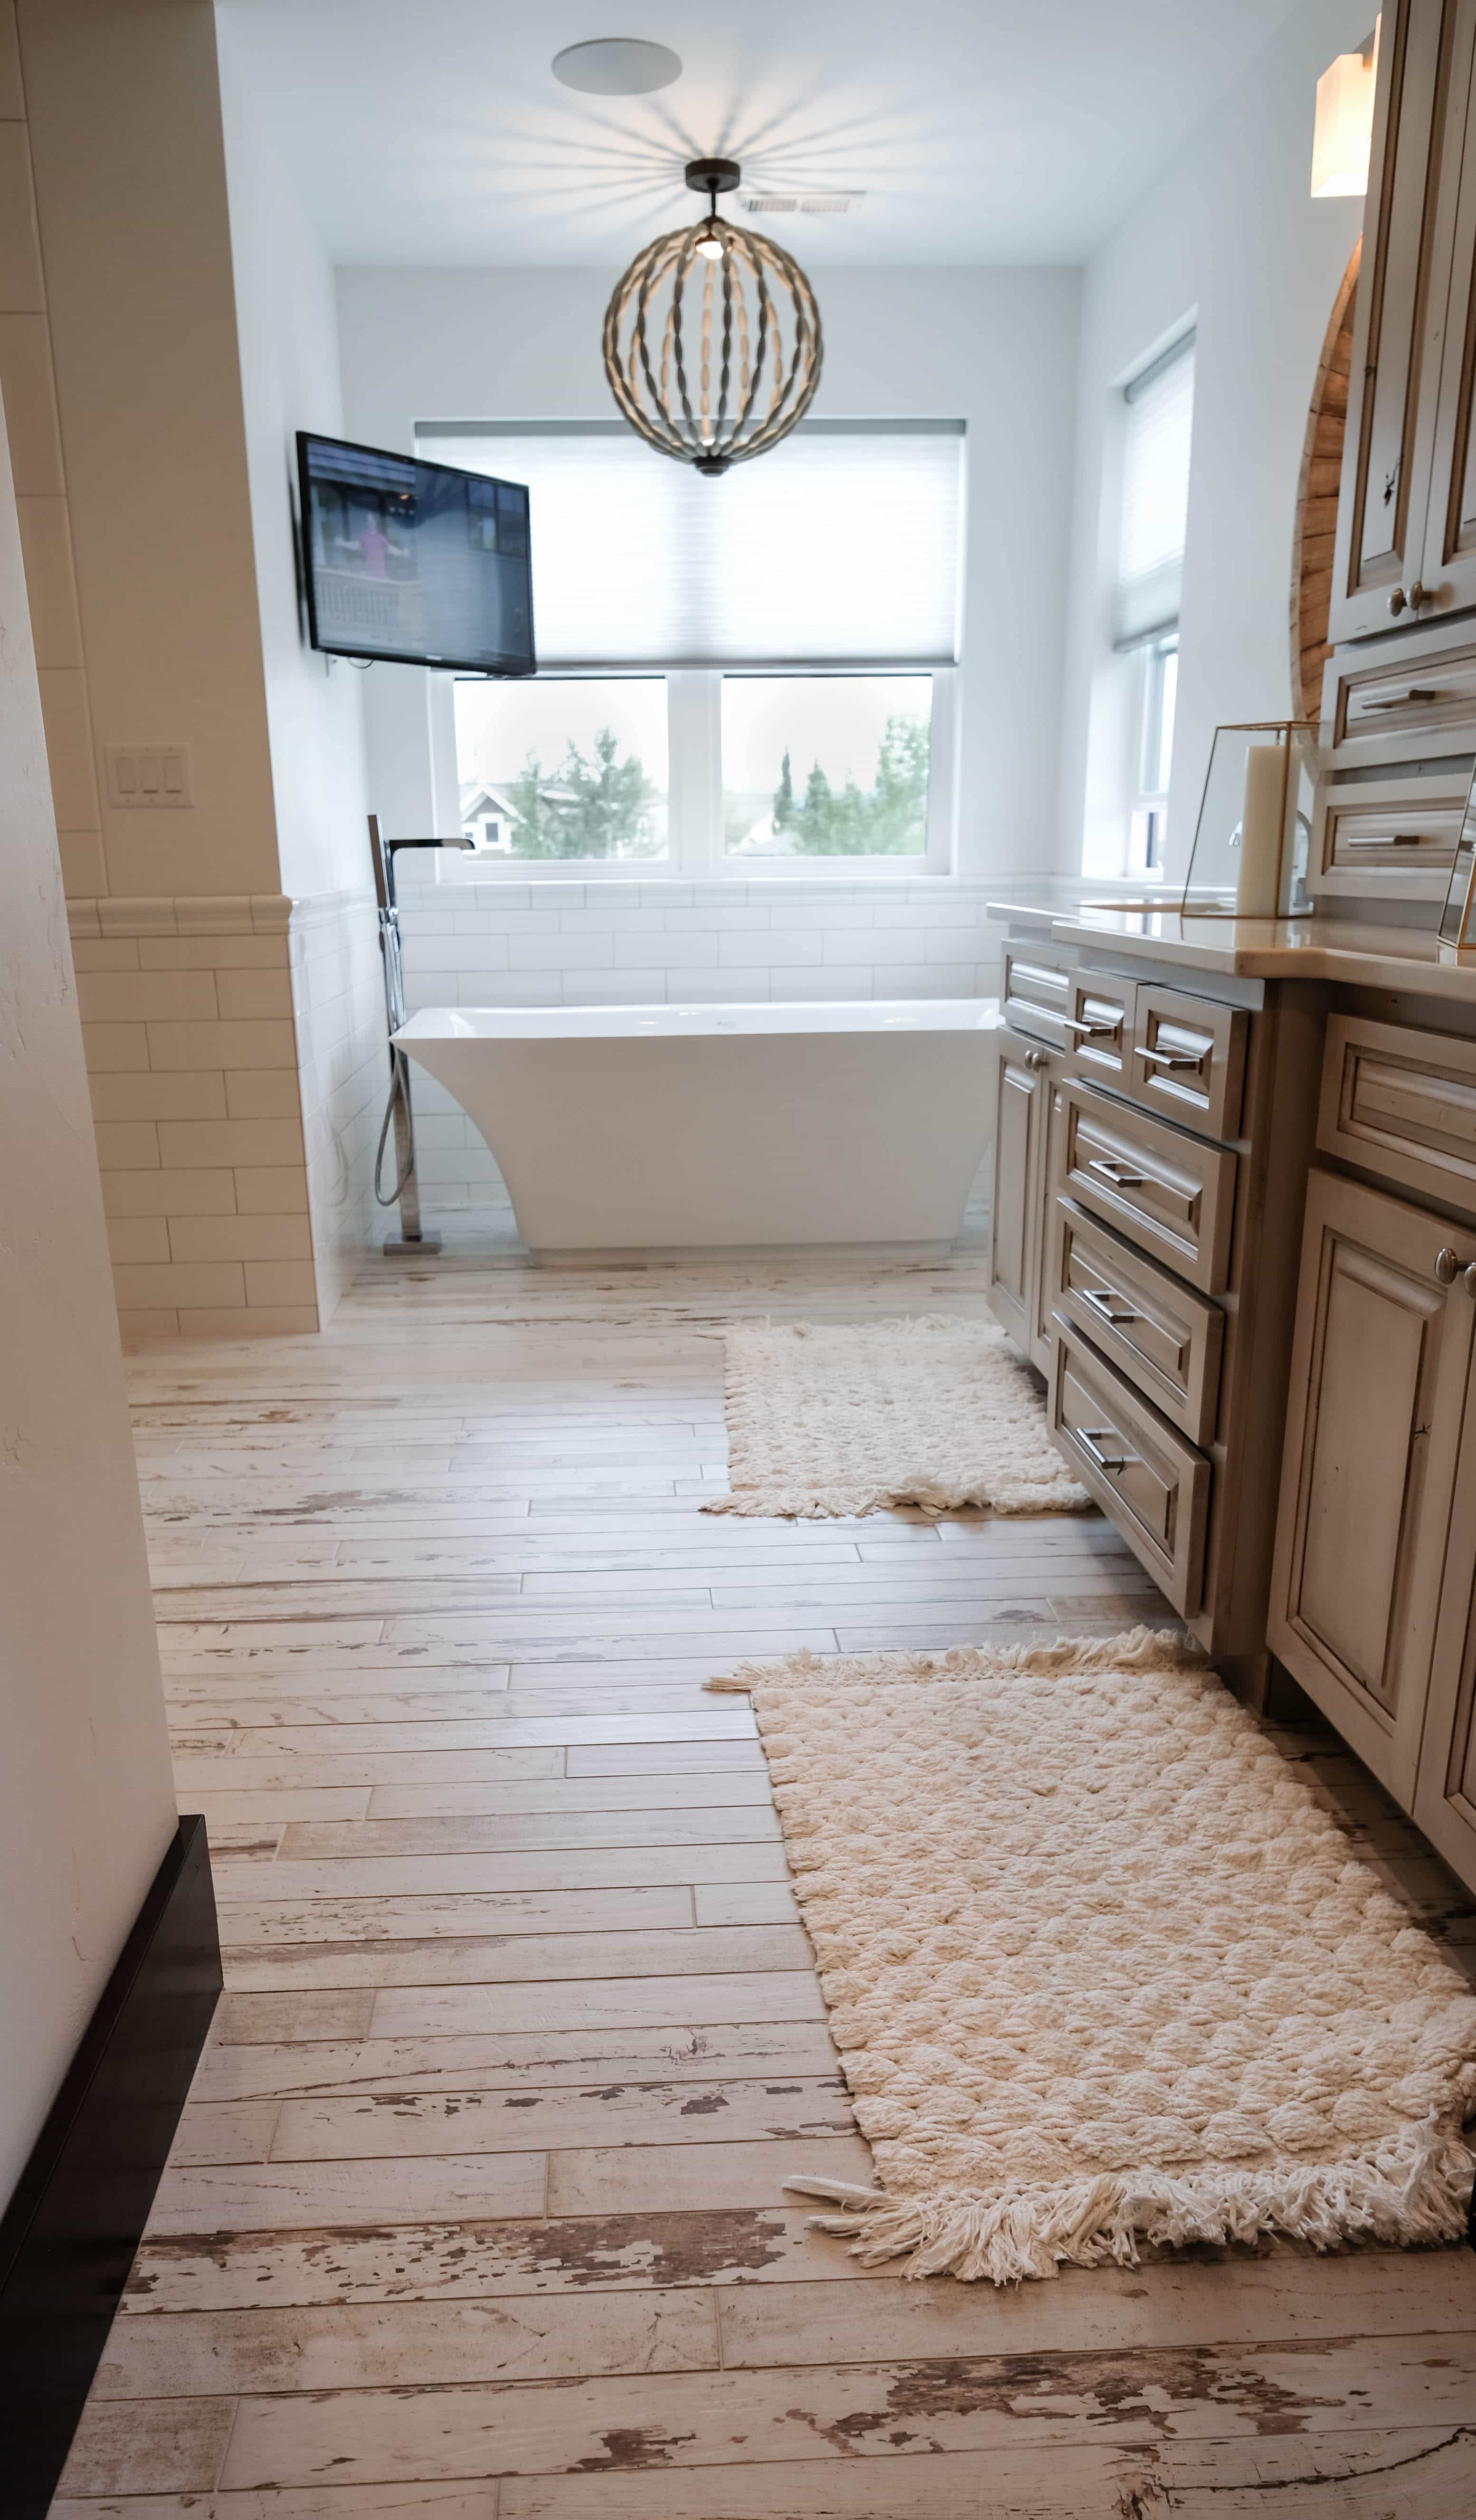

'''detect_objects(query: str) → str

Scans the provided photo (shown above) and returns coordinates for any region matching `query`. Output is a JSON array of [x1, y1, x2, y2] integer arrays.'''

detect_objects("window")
[[723, 675, 933, 861], [1127, 638, 1178, 877], [1114, 334, 1195, 652], [455, 678, 668, 863], [1109, 331, 1194, 878], [420, 421, 962, 875]]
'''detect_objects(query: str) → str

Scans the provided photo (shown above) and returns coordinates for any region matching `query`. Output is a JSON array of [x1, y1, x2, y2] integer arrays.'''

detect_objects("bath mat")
[[708, 1629, 1476, 2282], [705, 1316, 1089, 1518]]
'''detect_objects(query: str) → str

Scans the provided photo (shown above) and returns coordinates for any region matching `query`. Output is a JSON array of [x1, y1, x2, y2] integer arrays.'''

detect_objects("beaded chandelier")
[[602, 159, 823, 476]]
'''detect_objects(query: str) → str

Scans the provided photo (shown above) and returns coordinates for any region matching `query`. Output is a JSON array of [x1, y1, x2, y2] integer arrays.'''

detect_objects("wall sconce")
[[1311, 21, 1380, 199]]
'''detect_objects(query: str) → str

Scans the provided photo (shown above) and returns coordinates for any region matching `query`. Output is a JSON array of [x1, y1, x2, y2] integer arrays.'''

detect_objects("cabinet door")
[[1421, 5, 1476, 613], [1029, 1076, 1067, 1374], [1329, 0, 1470, 642], [1269, 1170, 1476, 1806], [985, 1027, 1050, 1350], [1413, 1361, 1476, 1893]]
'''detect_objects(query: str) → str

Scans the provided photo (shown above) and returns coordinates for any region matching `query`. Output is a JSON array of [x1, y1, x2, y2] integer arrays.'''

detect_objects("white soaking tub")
[[394, 999, 998, 1257]]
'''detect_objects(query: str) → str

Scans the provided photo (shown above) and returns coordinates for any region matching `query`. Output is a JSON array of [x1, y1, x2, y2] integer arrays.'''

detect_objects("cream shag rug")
[[705, 1316, 1089, 1518], [710, 1629, 1476, 2283]]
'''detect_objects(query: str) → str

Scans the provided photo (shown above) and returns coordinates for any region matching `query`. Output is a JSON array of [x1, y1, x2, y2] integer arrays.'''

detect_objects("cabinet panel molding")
[[1269, 1169, 1476, 1806], [1126, 984, 1246, 1141], [1051, 1199, 1224, 1446], [1058, 1084, 1237, 1294], [1002, 948, 1075, 1052], [1050, 1330, 1210, 1617], [1318, 1011, 1476, 1214]]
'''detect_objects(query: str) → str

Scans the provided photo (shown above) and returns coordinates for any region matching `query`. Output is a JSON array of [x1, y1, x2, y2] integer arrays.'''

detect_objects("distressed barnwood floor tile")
[[62, 1244, 1476, 2510]]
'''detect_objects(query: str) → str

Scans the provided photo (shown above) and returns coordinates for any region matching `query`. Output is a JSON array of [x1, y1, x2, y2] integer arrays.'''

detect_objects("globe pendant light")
[[602, 159, 823, 476]]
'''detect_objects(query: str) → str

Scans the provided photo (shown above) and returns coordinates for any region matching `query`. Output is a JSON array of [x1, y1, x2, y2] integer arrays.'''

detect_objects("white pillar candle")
[[1236, 743, 1286, 917]]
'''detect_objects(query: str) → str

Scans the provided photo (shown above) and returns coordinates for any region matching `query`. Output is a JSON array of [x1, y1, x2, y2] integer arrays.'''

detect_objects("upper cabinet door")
[[1329, 0, 1472, 644], [1420, 9, 1476, 613]]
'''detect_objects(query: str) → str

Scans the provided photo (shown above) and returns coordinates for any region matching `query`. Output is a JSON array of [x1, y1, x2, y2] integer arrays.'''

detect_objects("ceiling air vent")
[[743, 192, 865, 216]]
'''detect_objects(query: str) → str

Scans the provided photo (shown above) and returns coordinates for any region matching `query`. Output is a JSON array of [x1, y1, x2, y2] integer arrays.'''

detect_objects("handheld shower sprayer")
[[368, 814, 474, 1255]]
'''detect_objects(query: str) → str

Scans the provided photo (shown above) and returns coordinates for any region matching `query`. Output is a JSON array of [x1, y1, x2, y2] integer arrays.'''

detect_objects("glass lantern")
[[1180, 721, 1319, 918]]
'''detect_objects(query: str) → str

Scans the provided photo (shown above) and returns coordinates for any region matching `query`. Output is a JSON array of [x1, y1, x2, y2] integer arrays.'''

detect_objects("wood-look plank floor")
[[57, 1244, 1476, 2516]]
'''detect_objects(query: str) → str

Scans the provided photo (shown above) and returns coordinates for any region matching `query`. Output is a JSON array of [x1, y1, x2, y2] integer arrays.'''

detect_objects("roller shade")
[[1114, 333, 1196, 651], [419, 419, 964, 669]]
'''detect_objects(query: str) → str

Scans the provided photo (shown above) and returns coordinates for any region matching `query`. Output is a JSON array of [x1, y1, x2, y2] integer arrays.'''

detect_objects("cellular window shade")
[[419, 421, 964, 668], [1114, 335, 1196, 651]]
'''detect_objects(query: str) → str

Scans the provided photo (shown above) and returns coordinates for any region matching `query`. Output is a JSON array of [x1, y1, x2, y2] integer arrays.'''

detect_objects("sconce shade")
[[1311, 28, 1379, 198], [603, 189, 822, 475]]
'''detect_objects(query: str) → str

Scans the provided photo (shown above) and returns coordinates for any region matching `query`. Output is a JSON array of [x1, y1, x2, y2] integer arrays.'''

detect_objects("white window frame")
[[428, 664, 957, 881], [1124, 635, 1177, 883]]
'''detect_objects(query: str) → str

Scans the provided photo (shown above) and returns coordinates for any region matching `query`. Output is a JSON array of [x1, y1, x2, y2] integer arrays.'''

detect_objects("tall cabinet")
[[1317, 0, 1476, 906]]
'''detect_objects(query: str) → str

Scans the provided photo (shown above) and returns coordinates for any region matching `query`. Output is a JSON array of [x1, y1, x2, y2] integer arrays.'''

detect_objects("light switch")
[[105, 744, 193, 808]]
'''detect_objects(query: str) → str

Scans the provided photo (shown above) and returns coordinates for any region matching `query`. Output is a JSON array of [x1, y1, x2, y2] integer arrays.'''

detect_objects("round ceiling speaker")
[[552, 38, 682, 95]]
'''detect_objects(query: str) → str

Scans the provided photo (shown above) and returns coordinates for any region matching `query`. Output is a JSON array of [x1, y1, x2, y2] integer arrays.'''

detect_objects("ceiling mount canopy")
[[602, 157, 823, 477], [551, 38, 682, 95]]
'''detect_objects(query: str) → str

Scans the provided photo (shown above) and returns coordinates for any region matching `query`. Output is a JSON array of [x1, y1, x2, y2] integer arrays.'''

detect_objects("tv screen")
[[296, 432, 535, 676]]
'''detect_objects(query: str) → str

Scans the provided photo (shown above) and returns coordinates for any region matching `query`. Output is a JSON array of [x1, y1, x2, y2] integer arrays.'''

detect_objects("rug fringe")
[[705, 1624, 1203, 1694], [784, 2116, 1476, 2284], [703, 1469, 1089, 1520]]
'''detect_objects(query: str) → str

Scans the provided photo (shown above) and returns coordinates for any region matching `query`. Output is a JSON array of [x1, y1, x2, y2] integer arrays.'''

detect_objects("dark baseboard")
[[0, 1815, 221, 2517]]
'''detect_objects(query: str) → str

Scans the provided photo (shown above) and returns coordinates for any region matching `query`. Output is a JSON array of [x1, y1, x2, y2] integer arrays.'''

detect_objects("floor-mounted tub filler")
[[394, 1000, 999, 1257]]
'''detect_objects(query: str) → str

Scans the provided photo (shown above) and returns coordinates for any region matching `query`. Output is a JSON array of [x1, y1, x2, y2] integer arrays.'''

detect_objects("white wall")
[[335, 263, 1082, 879], [215, 12, 369, 903], [0, 385, 177, 2201], [1059, 0, 1368, 879]]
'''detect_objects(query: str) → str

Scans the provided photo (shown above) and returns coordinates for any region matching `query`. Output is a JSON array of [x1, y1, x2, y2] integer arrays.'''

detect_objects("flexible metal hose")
[[373, 1048, 417, 1206]]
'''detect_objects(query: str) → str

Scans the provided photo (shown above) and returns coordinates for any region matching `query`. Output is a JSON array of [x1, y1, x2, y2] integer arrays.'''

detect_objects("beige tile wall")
[[70, 895, 316, 1342], [0, 12, 106, 896], [69, 891, 383, 1342]]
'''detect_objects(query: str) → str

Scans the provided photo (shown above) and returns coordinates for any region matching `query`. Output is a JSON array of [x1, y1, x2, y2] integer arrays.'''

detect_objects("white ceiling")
[[219, 0, 1309, 268]]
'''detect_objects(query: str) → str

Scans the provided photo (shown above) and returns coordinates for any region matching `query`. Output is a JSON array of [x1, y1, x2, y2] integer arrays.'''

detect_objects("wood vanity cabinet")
[[1330, 0, 1476, 641]]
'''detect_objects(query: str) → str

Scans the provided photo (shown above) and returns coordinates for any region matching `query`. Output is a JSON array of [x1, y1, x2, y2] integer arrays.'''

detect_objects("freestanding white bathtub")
[[394, 1000, 998, 1257]]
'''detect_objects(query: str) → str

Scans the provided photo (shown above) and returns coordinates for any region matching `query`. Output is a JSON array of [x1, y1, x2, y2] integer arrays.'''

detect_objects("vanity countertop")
[[990, 903, 1476, 1003]]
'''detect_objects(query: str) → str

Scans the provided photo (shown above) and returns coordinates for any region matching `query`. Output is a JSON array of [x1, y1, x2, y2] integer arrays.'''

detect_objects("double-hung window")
[[1112, 332, 1194, 877], [418, 419, 964, 877]]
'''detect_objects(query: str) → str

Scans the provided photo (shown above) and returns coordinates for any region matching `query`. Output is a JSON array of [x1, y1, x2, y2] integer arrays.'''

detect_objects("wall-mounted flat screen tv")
[[297, 431, 535, 675]]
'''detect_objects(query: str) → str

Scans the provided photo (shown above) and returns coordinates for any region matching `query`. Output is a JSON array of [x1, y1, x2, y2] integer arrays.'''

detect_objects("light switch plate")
[[105, 744, 193, 808]]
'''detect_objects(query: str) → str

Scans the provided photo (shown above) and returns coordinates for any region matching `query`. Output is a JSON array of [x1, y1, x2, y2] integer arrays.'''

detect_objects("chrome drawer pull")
[[1087, 1155, 1146, 1187], [1063, 1015, 1120, 1037], [1361, 687, 1441, 711], [1134, 1044, 1203, 1070], [1077, 1426, 1139, 1474], [1080, 1283, 1142, 1325], [1343, 833, 1426, 848]]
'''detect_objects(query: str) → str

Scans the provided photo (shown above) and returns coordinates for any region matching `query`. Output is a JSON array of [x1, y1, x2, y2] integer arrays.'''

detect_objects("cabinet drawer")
[[1051, 1198, 1224, 1446], [1311, 775, 1466, 899], [1051, 1330, 1210, 1617], [1002, 947, 1074, 1051], [1318, 1013, 1476, 1217], [1057, 1084, 1238, 1294], [1127, 984, 1246, 1141], [1322, 620, 1476, 770], [1064, 972, 1134, 1090]]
